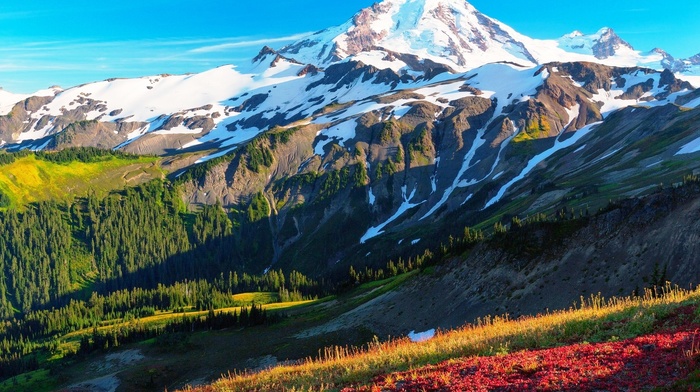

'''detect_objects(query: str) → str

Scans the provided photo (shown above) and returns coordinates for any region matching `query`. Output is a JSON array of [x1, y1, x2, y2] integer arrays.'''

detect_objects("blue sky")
[[0, 0, 698, 93]]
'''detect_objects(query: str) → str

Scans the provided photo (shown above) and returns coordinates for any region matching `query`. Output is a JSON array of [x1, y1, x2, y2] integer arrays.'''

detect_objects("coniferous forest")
[[0, 149, 322, 380], [4, 148, 689, 384]]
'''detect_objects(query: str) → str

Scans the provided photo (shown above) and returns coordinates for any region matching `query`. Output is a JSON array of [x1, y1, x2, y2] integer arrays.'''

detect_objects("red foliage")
[[343, 307, 700, 391]]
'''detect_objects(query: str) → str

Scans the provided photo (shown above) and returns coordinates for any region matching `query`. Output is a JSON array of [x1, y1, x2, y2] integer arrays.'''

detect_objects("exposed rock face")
[[689, 53, 700, 65], [321, 183, 700, 338], [174, 56, 700, 275], [0, 96, 53, 142], [306, 61, 404, 92], [253, 46, 278, 63], [49, 120, 147, 150], [297, 64, 321, 77], [342, 2, 392, 56], [0, 0, 699, 278], [278, 0, 539, 71], [233, 94, 269, 113], [592, 28, 633, 59]]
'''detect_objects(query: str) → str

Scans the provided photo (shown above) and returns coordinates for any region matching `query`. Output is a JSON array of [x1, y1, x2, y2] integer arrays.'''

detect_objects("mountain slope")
[[0, 151, 162, 209], [175, 61, 700, 274], [5, 2, 700, 389], [0, 0, 699, 275], [195, 279, 700, 391], [1, 1, 697, 155]]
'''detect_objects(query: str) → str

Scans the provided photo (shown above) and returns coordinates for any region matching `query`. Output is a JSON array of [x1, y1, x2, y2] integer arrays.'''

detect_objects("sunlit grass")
[[0, 155, 161, 208], [192, 283, 700, 392], [60, 297, 318, 344], [232, 292, 279, 305]]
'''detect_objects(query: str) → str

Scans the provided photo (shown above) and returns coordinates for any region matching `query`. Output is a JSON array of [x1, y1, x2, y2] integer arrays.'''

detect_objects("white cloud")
[[189, 33, 312, 53], [0, 32, 313, 92]]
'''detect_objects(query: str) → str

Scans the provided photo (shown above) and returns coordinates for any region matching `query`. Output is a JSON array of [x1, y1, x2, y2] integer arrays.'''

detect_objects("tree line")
[[77, 304, 271, 355], [0, 155, 324, 382], [0, 147, 142, 167]]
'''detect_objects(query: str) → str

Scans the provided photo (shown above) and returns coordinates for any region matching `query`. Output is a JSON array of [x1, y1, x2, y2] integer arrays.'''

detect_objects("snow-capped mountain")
[[2, 0, 697, 153], [556, 28, 635, 59], [278, 0, 538, 71], [277, 0, 696, 76], [1, 0, 698, 154], [2, 0, 700, 270]]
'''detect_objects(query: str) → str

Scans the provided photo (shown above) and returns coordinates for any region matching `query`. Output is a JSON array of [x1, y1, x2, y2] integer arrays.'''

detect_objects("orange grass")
[[182, 283, 700, 392]]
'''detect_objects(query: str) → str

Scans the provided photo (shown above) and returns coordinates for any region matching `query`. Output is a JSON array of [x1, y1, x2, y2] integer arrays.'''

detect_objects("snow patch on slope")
[[314, 119, 358, 156], [0, 90, 29, 116], [0, 88, 58, 116], [421, 64, 546, 220], [676, 136, 700, 156], [361, 185, 424, 243], [484, 122, 602, 209], [408, 329, 435, 342]]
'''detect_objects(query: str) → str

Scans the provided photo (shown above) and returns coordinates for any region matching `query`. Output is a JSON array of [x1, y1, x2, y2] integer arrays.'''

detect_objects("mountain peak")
[[557, 27, 634, 60], [594, 27, 634, 58], [253, 46, 278, 63], [279, 0, 536, 72], [596, 26, 612, 35], [595, 27, 625, 44], [277, 1, 685, 79]]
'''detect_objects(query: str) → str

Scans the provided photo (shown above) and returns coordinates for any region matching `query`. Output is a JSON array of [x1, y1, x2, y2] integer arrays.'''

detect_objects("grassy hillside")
[[191, 285, 700, 391], [0, 296, 316, 392], [0, 154, 162, 208]]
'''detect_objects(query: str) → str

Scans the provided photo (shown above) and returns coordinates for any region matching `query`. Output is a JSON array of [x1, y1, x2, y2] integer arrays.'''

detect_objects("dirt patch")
[[526, 189, 570, 213], [295, 286, 406, 339], [61, 349, 145, 392], [91, 349, 145, 373], [65, 374, 120, 392], [246, 355, 278, 372]]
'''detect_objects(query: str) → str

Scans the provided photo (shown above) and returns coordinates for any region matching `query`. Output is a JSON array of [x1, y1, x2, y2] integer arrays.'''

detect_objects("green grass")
[[58, 298, 317, 349], [0, 155, 162, 209], [0, 369, 57, 392], [232, 292, 280, 305]]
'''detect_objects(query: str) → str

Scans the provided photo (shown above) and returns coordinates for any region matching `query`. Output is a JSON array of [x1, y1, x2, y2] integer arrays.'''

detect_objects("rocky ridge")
[[0, 0, 699, 274]]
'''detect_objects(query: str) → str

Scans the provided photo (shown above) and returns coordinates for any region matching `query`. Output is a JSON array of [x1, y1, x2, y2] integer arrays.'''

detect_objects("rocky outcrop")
[[306, 61, 402, 92], [592, 28, 633, 59], [253, 46, 278, 63], [297, 64, 321, 77], [328, 182, 700, 338], [341, 2, 392, 56], [232, 94, 269, 113], [48, 120, 147, 150], [618, 78, 655, 101], [657, 69, 694, 99]]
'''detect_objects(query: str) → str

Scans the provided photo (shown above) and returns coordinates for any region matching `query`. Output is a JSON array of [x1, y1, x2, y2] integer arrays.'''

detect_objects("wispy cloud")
[[0, 10, 44, 21], [190, 33, 312, 54], [0, 33, 313, 92], [0, 62, 89, 72]]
